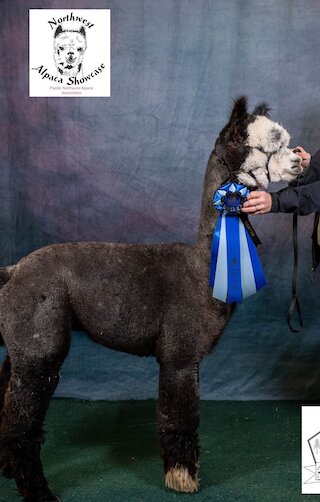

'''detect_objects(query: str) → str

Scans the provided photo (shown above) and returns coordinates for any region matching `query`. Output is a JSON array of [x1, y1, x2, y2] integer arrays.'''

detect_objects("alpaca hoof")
[[165, 465, 199, 493]]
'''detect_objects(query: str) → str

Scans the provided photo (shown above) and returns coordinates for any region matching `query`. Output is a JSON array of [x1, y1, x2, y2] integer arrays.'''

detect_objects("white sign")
[[302, 406, 320, 493], [29, 9, 110, 97]]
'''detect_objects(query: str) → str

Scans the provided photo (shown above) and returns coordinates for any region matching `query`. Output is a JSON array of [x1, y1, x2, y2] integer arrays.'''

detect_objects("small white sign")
[[302, 406, 320, 493], [29, 9, 110, 97]]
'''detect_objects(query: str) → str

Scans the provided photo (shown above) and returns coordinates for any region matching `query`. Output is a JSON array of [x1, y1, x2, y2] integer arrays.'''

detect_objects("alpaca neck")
[[196, 151, 231, 258]]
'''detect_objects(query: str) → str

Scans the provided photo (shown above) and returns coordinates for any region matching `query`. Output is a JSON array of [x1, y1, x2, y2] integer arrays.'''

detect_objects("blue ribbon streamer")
[[209, 182, 267, 303], [226, 215, 242, 303], [209, 214, 222, 288]]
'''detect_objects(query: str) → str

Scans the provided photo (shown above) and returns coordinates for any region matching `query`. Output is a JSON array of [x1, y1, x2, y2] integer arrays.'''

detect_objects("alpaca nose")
[[68, 51, 74, 56]]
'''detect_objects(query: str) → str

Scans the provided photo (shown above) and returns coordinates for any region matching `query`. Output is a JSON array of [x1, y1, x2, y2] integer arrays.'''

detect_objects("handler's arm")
[[270, 148, 320, 215], [270, 180, 320, 215], [243, 178, 320, 216], [242, 148, 320, 216]]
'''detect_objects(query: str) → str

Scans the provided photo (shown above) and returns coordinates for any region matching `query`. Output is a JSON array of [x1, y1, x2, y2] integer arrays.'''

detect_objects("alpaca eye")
[[270, 128, 281, 141], [59, 46, 65, 51], [77, 47, 83, 52]]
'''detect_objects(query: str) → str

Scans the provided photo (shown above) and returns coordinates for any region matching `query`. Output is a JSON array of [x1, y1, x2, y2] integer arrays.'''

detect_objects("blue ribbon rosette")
[[209, 181, 266, 303]]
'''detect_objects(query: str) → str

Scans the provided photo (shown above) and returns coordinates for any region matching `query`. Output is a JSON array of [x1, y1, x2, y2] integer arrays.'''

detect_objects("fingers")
[[241, 191, 272, 215], [294, 145, 307, 156], [293, 146, 311, 168]]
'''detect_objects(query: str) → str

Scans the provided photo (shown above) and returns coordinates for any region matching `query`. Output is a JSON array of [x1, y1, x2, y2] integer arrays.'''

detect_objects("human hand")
[[292, 146, 311, 169], [241, 191, 272, 215]]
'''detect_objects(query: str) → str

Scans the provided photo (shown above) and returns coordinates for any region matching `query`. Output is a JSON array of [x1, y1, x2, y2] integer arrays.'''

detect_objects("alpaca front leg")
[[158, 362, 200, 493]]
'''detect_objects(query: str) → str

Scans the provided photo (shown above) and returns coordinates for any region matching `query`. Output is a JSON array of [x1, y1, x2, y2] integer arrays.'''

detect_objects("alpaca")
[[0, 96, 302, 501]]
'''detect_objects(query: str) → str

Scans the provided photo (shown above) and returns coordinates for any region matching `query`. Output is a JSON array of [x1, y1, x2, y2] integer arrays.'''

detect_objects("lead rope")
[[287, 151, 303, 333], [287, 212, 303, 332]]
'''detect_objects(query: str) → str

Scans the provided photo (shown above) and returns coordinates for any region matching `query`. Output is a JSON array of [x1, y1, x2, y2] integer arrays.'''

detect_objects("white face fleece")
[[237, 115, 303, 188]]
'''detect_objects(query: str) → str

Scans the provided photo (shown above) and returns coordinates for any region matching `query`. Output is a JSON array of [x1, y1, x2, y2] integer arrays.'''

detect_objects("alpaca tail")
[[0, 265, 16, 347]]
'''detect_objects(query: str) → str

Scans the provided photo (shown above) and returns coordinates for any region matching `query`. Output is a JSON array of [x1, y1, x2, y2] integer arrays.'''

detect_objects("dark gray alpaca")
[[0, 97, 302, 501]]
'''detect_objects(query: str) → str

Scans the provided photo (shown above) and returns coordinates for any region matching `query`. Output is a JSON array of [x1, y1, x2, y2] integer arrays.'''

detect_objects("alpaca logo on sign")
[[53, 25, 87, 77]]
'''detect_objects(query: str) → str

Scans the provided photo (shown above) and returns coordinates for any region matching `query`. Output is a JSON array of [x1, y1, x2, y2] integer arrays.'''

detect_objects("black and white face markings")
[[237, 115, 303, 188], [53, 25, 87, 77]]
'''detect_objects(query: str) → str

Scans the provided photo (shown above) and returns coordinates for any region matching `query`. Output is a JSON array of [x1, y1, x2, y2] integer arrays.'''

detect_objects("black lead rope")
[[287, 212, 303, 332], [287, 151, 303, 333]]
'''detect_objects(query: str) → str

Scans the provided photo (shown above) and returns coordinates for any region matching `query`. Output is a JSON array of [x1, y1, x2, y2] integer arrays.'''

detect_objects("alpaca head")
[[53, 25, 87, 77], [215, 97, 303, 188]]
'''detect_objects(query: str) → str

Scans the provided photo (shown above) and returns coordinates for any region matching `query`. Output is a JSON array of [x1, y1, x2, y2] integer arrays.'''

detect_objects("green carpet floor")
[[0, 400, 315, 501]]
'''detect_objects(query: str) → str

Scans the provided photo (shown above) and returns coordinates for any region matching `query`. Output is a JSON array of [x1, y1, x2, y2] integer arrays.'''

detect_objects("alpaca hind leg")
[[0, 278, 70, 499], [0, 358, 63, 501], [0, 355, 13, 478], [158, 361, 200, 493]]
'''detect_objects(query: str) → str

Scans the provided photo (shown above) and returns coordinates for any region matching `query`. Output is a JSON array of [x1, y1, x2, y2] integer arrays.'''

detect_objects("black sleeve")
[[271, 181, 320, 215], [271, 149, 320, 215]]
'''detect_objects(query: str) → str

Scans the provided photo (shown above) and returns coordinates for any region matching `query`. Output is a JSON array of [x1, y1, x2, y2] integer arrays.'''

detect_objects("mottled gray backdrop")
[[0, 0, 320, 399]]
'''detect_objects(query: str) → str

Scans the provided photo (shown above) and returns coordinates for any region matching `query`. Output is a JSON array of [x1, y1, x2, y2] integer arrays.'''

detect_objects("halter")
[[254, 148, 274, 183]]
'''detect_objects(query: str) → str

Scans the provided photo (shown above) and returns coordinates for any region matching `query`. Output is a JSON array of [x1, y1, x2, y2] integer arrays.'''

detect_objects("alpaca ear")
[[252, 102, 271, 117], [226, 96, 249, 144], [229, 96, 248, 123], [218, 96, 248, 143], [79, 26, 86, 38], [54, 25, 63, 38]]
